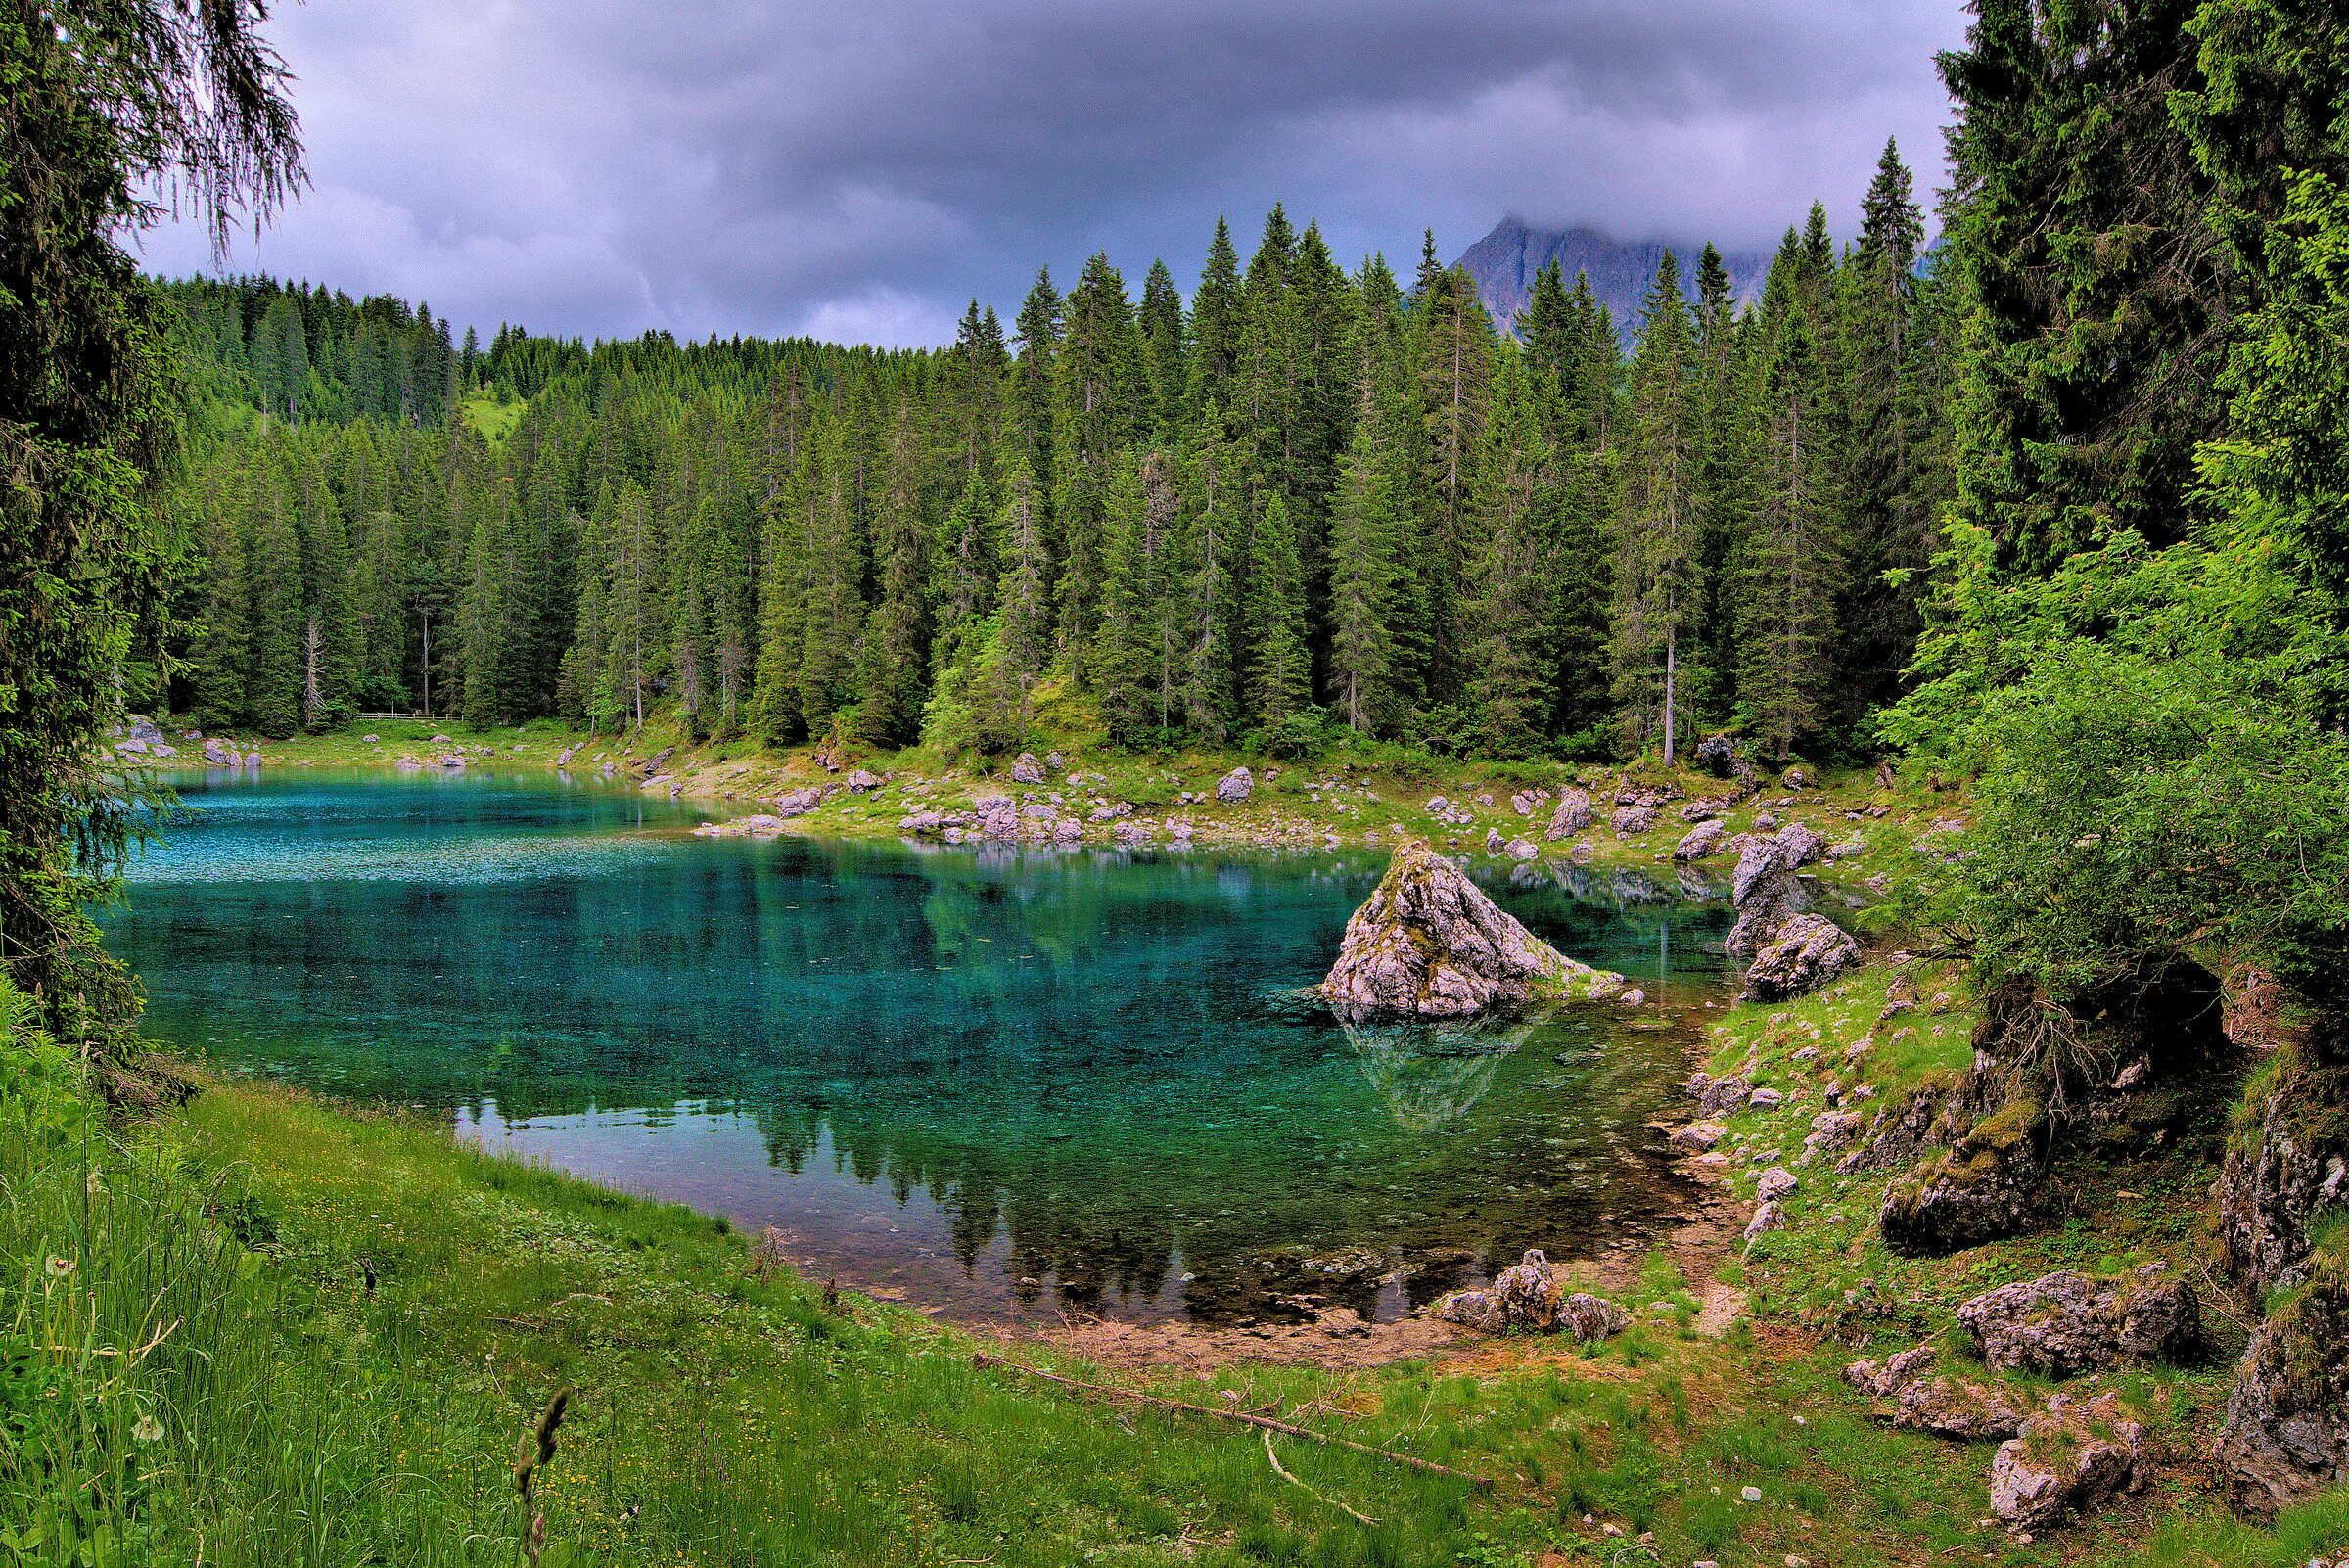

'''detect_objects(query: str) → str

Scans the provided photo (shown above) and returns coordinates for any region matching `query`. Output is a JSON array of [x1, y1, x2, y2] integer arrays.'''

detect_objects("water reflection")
[[110, 770, 1731, 1322]]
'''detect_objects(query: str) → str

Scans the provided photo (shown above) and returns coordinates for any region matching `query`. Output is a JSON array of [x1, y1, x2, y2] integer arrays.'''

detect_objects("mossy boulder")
[[2217, 1006, 2349, 1297], [1879, 1096, 2049, 1257], [1320, 838, 1625, 1019], [2216, 1241, 2349, 1517]]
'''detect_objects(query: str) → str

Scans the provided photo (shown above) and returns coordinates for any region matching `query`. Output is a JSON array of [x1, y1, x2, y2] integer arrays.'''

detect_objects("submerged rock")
[[1742, 913, 1861, 1001], [1958, 1266, 2199, 1377], [1319, 838, 1624, 1018], [694, 814, 786, 838], [1989, 1393, 2145, 1532]]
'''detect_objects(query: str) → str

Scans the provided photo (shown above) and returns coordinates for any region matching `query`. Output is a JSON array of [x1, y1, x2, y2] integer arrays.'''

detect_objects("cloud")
[[141, 0, 1968, 346]]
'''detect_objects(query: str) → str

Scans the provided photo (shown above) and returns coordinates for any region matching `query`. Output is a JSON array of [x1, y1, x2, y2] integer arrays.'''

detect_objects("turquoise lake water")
[[106, 769, 1734, 1323]]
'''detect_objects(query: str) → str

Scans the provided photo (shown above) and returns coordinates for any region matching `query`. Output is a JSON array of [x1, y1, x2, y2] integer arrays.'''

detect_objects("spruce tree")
[[1609, 251, 1703, 761], [1737, 294, 1845, 761], [1243, 492, 1312, 732]]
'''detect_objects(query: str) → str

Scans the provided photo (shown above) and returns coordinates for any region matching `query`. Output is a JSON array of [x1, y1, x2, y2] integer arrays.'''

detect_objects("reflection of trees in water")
[[1337, 1014, 1536, 1132], [127, 819, 1723, 1319]]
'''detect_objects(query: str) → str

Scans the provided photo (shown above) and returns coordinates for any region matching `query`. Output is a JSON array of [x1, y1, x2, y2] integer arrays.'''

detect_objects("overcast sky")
[[140, 0, 1971, 348]]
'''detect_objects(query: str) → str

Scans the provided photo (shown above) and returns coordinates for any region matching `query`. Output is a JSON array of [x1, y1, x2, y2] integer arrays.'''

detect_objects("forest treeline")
[[156, 141, 1953, 762]]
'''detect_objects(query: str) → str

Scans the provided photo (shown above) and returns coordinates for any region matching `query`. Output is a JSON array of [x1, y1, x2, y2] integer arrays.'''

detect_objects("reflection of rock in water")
[[1340, 1014, 1538, 1132]]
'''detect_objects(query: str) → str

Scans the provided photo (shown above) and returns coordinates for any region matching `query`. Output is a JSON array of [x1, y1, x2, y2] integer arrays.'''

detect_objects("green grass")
[[458, 391, 527, 444]]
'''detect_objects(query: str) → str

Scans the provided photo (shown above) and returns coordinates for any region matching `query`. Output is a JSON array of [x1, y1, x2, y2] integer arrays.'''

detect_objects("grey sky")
[[140, 0, 1971, 348]]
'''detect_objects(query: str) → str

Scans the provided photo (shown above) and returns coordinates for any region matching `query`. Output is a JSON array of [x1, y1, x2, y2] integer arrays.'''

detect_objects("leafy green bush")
[[1910, 644, 2349, 1007]]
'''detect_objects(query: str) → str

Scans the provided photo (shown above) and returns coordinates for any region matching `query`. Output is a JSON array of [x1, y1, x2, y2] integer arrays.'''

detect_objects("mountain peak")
[[1454, 217, 1769, 339]]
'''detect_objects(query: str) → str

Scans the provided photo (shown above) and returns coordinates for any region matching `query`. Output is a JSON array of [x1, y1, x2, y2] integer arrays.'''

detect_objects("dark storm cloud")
[[141, 0, 1968, 347]]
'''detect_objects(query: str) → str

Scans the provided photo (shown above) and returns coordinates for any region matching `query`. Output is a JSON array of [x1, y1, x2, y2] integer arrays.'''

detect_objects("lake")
[[106, 768, 1733, 1324]]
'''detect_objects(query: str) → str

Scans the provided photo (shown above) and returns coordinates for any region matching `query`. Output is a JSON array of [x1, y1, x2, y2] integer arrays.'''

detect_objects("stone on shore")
[[1675, 820, 1726, 860], [1545, 788, 1592, 840], [1215, 765, 1254, 802], [1957, 1266, 2199, 1377], [1009, 753, 1045, 784], [1319, 838, 1624, 1018], [1726, 823, 1825, 955], [1742, 913, 1861, 1001]]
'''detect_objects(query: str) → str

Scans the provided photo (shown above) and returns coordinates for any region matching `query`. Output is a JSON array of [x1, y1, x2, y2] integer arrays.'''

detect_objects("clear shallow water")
[[107, 769, 1734, 1323]]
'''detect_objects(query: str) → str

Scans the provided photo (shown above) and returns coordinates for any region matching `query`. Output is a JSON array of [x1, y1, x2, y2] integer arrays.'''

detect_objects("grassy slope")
[[17, 1063, 2342, 1566]]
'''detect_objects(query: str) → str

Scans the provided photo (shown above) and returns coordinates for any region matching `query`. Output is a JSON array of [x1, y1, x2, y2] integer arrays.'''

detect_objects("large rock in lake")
[[1321, 838, 1625, 1018]]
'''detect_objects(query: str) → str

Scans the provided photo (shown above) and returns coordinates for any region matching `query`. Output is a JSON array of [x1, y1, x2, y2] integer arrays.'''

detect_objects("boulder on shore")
[[1726, 823, 1825, 955], [1958, 1266, 2199, 1377], [1544, 787, 1593, 839], [1215, 765, 1254, 802], [1430, 1251, 1629, 1342], [1010, 753, 1045, 784], [1320, 838, 1624, 1018], [1742, 912, 1861, 1000], [1674, 820, 1725, 861]]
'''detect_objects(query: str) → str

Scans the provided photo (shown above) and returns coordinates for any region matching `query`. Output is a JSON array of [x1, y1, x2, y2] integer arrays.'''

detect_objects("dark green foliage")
[[155, 199, 1966, 767], [0, 0, 299, 1041]]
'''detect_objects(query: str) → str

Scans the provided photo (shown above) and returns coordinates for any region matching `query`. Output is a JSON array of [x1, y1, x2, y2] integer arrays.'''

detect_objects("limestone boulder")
[[1988, 1393, 2145, 1532], [1320, 838, 1623, 1018], [1742, 913, 1861, 1001], [1215, 766, 1254, 803], [2216, 1252, 2349, 1516], [1544, 788, 1593, 840], [1674, 820, 1726, 861], [1725, 824, 1825, 956], [1957, 1266, 2200, 1377]]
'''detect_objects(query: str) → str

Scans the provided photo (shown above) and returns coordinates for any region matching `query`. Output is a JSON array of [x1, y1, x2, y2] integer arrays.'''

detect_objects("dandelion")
[[132, 1412, 164, 1444], [43, 1256, 74, 1279]]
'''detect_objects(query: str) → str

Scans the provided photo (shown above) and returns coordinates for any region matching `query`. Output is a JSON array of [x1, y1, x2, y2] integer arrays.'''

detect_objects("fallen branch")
[[970, 1352, 1492, 1489], [1265, 1426, 1379, 1526]]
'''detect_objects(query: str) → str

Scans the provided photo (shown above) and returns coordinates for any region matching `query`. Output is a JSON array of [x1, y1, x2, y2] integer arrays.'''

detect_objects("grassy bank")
[[193, 711, 1943, 898], [7, 961, 2344, 1565]]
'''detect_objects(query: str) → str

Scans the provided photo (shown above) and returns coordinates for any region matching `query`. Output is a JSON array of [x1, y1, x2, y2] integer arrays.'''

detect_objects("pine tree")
[[1244, 492, 1312, 731], [1465, 353, 1559, 756], [1411, 254, 1497, 703], [1837, 136, 1937, 718], [1325, 380, 1408, 735], [1609, 251, 1704, 761], [1137, 260, 1186, 438], [976, 460, 1051, 750], [1737, 294, 1845, 761], [853, 409, 932, 747], [1189, 217, 1244, 414]]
